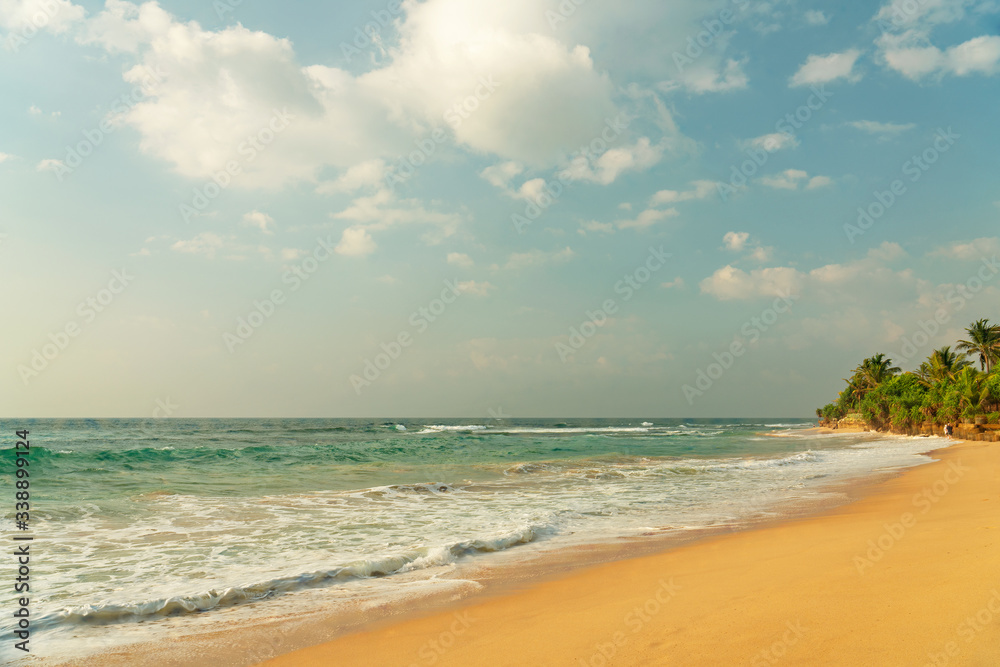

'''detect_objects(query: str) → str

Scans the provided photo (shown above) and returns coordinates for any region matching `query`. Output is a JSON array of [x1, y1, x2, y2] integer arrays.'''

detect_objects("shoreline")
[[245, 436, 999, 666]]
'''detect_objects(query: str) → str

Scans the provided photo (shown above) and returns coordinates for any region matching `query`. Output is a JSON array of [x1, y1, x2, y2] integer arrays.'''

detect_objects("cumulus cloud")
[[700, 265, 804, 300], [316, 159, 387, 194], [447, 252, 474, 268], [171, 232, 226, 259], [456, 280, 494, 296], [242, 210, 274, 234], [36, 158, 65, 172], [616, 207, 678, 231], [740, 132, 799, 153], [0, 0, 85, 35], [931, 237, 1000, 260], [503, 247, 575, 270], [789, 49, 863, 86], [723, 231, 750, 252], [331, 188, 463, 247], [66, 0, 638, 188], [662, 57, 749, 94], [559, 137, 665, 185], [334, 226, 376, 257], [701, 242, 913, 301], [649, 180, 716, 205], [804, 10, 829, 26], [874, 1, 1000, 80], [759, 169, 832, 191]]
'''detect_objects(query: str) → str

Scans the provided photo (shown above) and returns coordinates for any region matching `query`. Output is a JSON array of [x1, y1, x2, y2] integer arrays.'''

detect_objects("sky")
[[1, 0, 999, 418]]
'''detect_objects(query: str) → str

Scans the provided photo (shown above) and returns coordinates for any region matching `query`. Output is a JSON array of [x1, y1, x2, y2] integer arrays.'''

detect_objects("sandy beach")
[[256, 438, 1000, 667]]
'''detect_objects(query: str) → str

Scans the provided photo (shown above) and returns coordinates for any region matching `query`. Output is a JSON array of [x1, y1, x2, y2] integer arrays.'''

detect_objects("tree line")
[[817, 319, 1000, 429]]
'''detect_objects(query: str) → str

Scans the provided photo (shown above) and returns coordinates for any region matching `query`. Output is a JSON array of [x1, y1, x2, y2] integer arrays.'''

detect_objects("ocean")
[[0, 419, 949, 664]]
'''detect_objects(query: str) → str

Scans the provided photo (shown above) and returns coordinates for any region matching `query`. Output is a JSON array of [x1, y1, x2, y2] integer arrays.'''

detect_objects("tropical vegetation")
[[817, 319, 1000, 431]]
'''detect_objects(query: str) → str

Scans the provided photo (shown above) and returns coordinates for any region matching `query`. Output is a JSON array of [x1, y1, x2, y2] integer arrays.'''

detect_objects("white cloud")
[[789, 49, 863, 86], [760, 168, 809, 190], [700, 265, 804, 300], [702, 242, 916, 301], [456, 280, 494, 296], [36, 158, 65, 172], [28, 105, 41, 115], [242, 210, 274, 234], [0, 152, 13, 163], [0, 0, 84, 35], [503, 247, 575, 270], [280, 248, 305, 260], [931, 237, 1000, 260], [804, 10, 829, 25], [72, 0, 636, 188], [741, 132, 799, 153], [723, 231, 773, 261], [331, 188, 463, 247], [617, 207, 678, 231], [759, 169, 832, 191], [664, 57, 749, 94], [480, 161, 524, 190], [748, 245, 774, 262], [806, 175, 833, 189], [660, 277, 685, 290], [171, 232, 226, 259], [847, 120, 916, 136], [447, 252, 474, 268], [649, 180, 716, 205], [577, 220, 615, 235], [874, 1, 1000, 80], [723, 231, 750, 252], [335, 226, 376, 257], [560, 137, 665, 185], [316, 159, 387, 194]]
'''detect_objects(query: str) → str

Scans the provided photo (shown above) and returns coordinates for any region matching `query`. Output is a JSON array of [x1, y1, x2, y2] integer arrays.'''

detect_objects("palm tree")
[[952, 367, 990, 419], [851, 353, 901, 392], [916, 346, 972, 386], [956, 319, 1000, 372]]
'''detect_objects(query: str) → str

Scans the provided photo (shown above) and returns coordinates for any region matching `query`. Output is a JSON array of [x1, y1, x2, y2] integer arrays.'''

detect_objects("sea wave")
[[35, 522, 550, 629]]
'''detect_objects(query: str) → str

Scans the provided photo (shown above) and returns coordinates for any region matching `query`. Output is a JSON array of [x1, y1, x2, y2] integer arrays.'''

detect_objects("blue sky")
[[1, 0, 999, 417]]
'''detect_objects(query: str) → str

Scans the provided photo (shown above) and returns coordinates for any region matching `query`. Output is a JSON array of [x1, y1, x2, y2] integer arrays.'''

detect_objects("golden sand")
[[259, 439, 1000, 667]]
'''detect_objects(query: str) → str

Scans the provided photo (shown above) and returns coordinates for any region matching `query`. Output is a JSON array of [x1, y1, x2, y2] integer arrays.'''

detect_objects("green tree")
[[916, 346, 972, 386], [956, 319, 1000, 372]]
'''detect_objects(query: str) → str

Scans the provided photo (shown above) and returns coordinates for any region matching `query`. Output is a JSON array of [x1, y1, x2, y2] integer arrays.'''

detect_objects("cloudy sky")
[[2, 0, 999, 417]]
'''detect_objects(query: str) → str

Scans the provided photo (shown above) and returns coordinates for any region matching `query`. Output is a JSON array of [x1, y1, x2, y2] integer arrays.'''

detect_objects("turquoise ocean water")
[[0, 418, 947, 663]]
